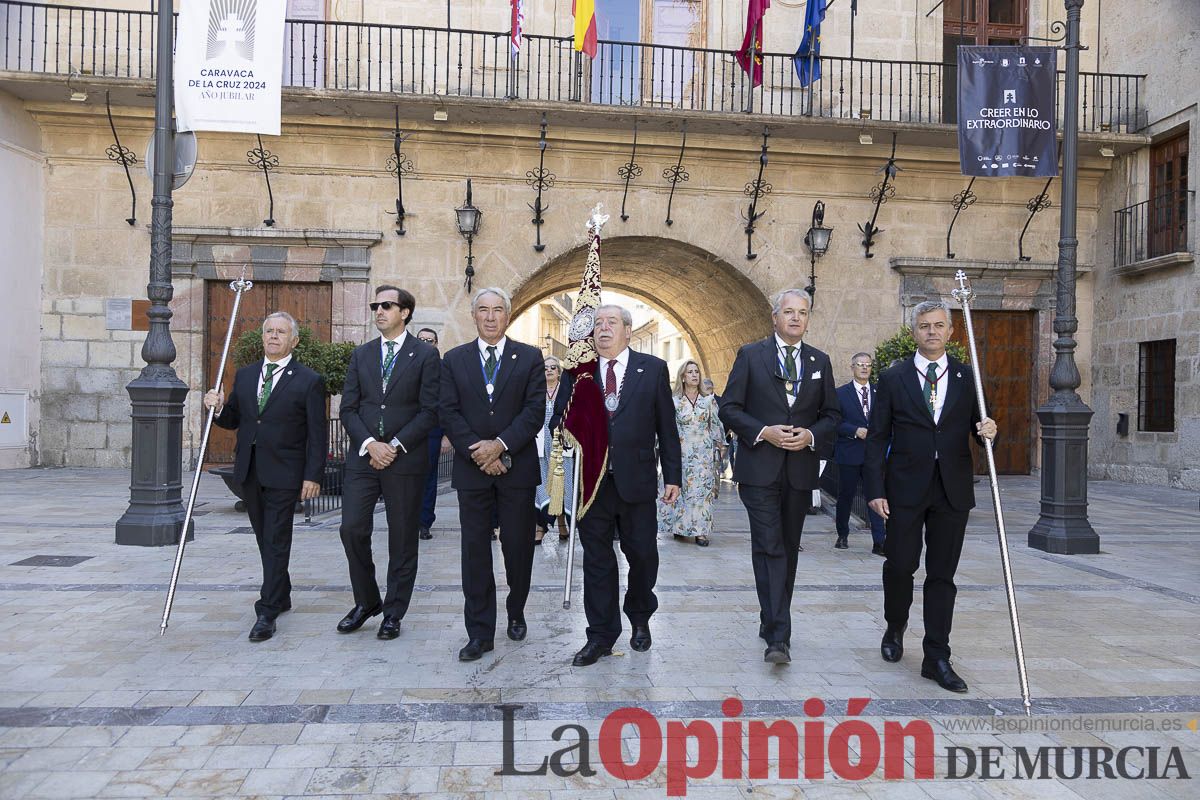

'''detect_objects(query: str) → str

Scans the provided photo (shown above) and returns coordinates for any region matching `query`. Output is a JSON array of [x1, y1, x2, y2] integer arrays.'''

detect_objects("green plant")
[[232, 326, 356, 396], [871, 326, 968, 382]]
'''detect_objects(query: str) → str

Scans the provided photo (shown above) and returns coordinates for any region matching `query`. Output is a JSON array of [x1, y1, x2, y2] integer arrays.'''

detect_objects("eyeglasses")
[[544, 365, 559, 371], [418, 337, 436, 344], [852, 363, 872, 369], [370, 301, 401, 311]]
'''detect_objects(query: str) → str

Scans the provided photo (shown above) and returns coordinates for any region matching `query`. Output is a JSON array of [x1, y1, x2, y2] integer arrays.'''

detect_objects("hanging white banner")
[[175, 0, 286, 135]]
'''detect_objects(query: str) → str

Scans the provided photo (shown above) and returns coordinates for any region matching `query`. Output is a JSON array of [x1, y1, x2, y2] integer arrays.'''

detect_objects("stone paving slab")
[[0, 468, 1197, 798]]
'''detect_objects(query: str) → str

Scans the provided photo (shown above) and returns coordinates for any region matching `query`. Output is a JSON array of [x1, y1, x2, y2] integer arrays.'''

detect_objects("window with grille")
[[1138, 339, 1176, 432]]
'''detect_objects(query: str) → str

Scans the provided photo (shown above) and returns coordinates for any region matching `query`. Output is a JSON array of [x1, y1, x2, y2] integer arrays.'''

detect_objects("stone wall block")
[[42, 340, 87, 366], [69, 421, 107, 450], [88, 341, 135, 369]]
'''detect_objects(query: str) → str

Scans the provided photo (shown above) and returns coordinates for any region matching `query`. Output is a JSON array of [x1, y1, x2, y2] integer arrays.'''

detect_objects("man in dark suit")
[[833, 353, 887, 554], [568, 304, 682, 667], [415, 327, 450, 541], [865, 300, 996, 693], [336, 286, 440, 640], [205, 312, 326, 642], [440, 287, 546, 662], [719, 289, 840, 664]]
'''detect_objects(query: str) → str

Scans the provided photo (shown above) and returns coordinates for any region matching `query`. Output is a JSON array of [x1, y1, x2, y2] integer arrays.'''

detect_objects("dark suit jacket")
[[439, 338, 547, 490], [591, 351, 682, 504], [340, 335, 440, 474], [863, 355, 981, 512], [834, 381, 877, 466], [719, 337, 840, 491], [213, 359, 327, 491]]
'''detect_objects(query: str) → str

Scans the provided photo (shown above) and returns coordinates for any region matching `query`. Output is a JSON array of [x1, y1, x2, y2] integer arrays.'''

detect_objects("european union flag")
[[793, 0, 827, 87]]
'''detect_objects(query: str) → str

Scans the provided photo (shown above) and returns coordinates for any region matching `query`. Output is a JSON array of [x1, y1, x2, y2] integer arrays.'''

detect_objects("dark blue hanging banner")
[[957, 46, 1058, 177]]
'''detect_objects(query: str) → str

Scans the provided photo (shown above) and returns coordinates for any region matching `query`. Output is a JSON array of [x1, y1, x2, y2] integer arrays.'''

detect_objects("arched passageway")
[[512, 236, 773, 384]]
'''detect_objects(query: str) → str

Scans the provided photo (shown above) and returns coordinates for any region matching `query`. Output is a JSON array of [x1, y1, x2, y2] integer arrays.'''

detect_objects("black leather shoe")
[[458, 639, 494, 661], [419, 527, 433, 540], [921, 658, 969, 693], [507, 619, 527, 641], [764, 642, 791, 664], [881, 625, 905, 663], [572, 642, 613, 667], [248, 615, 276, 642], [377, 616, 402, 640], [337, 603, 382, 633], [835, 536, 849, 549], [872, 544, 887, 556], [630, 625, 652, 652]]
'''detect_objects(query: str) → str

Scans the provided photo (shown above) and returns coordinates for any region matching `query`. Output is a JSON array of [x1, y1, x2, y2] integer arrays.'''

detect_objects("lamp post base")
[[1028, 400, 1099, 554], [115, 373, 195, 547]]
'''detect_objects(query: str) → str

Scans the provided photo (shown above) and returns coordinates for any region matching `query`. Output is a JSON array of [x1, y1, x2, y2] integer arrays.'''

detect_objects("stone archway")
[[512, 236, 772, 384]]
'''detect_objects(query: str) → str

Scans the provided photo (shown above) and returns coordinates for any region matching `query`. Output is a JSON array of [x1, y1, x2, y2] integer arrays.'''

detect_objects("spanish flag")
[[572, 0, 598, 58]]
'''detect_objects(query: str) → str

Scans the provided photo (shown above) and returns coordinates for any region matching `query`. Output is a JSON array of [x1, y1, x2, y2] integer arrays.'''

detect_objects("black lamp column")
[[456, 179, 483, 292], [803, 200, 832, 308], [1029, 0, 1099, 554], [115, 0, 191, 546]]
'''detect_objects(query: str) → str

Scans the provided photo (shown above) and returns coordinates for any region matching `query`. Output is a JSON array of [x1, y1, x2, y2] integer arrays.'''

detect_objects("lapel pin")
[[809, 355, 815, 361], [637, 368, 644, 373], [956, 372, 962, 378], [286, 370, 293, 375]]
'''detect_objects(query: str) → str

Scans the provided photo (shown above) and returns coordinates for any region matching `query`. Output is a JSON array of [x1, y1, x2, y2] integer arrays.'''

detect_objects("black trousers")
[[882, 462, 970, 661], [339, 465, 426, 618], [242, 454, 298, 620], [457, 484, 537, 641], [579, 476, 659, 648], [738, 479, 809, 645], [835, 462, 887, 544]]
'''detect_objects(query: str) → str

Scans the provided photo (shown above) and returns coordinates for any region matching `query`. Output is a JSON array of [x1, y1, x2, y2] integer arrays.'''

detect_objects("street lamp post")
[[803, 200, 833, 307], [456, 179, 483, 292], [115, 0, 190, 545], [1029, 0, 1099, 554]]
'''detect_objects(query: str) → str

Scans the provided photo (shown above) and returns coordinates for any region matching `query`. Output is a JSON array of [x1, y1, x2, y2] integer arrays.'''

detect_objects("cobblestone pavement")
[[0, 468, 1197, 798]]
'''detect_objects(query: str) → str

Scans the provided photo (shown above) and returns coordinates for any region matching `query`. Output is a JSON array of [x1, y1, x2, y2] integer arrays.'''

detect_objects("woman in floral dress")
[[658, 360, 726, 546]]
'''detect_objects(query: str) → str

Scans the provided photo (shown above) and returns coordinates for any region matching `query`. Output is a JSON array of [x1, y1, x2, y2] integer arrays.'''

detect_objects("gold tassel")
[[547, 429, 565, 516]]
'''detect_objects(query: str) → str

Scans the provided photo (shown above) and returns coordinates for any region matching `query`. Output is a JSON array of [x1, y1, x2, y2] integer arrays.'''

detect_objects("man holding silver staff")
[[865, 300, 997, 693], [336, 286, 440, 640], [204, 312, 326, 642], [440, 287, 546, 662]]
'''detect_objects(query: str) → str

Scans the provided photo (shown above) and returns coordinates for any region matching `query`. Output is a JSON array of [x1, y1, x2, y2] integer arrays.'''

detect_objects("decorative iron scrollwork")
[[1018, 177, 1055, 261], [104, 91, 137, 226], [618, 122, 642, 222], [858, 132, 901, 258], [663, 122, 689, 227], [527, 113, 555, 252], [247, 134, 279, 227], [741, 128, 772, 260], [385, 106, 414, 236], [946, 176, 979, 259]]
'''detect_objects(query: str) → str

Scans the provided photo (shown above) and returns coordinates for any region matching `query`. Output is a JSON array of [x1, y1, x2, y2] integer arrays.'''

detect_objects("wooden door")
[[950, 309, 1035, 474], [1149, 131, 1189, 258], [204, 281, 332, 465]]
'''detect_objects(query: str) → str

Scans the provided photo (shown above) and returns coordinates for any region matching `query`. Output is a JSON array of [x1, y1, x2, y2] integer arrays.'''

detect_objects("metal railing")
[[302, 417, 350, 520], [1114, 189, 1195, 268], [1, 2, 1145, 132]]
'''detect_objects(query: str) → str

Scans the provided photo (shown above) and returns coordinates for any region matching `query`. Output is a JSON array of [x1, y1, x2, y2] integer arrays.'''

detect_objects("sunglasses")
[[418, 338, 436, 344], [370, 301, 402, 311]]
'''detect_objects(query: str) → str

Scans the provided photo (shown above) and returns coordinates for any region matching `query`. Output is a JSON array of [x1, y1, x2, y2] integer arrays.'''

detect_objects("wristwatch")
[[499, 452, 513, 469]]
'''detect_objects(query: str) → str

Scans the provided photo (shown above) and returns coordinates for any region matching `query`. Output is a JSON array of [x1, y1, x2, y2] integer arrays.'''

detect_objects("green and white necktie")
[[923, 361, 940, 415], [258, 363, 278, 413], [783, 345, 798, 381], [380, 341, 397, 437]]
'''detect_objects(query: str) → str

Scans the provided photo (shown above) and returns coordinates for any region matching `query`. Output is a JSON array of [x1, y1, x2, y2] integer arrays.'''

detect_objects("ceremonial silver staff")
[[562, 446, 582, 609], [951, 269, 1033, 715], [160, 272, 254, 635]]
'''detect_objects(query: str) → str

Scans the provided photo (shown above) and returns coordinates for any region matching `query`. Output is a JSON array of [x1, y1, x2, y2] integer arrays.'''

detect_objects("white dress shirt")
[[359, 331, 410, 456], [913, 352, 949, 424], [598, 347, 630, 399], [755, 335, 817, 450], [478, 337, 510, 451], [853, 378, 871, 418]]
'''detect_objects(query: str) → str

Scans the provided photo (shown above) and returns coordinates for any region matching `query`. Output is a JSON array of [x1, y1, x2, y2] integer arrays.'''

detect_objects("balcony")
[[1114, 189, 1196, 275], [1, 1, 1145, 133]]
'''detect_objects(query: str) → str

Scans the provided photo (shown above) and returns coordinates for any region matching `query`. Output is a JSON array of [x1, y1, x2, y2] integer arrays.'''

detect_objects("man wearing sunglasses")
[[336, 286, 440, 640]]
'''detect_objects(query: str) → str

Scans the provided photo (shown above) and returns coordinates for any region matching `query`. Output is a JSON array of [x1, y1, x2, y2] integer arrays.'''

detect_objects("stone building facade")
[[0, 0, 1193, 488]]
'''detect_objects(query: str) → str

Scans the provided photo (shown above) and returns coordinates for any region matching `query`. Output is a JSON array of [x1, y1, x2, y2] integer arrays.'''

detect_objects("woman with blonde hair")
[[534, 355, 573, 542], [658, 359, 726, 546]]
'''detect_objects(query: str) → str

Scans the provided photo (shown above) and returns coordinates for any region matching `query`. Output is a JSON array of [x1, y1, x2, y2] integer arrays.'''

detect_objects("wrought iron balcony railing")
[[1, 1, 1146, 132], [1114, 189, 1195, 268]]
